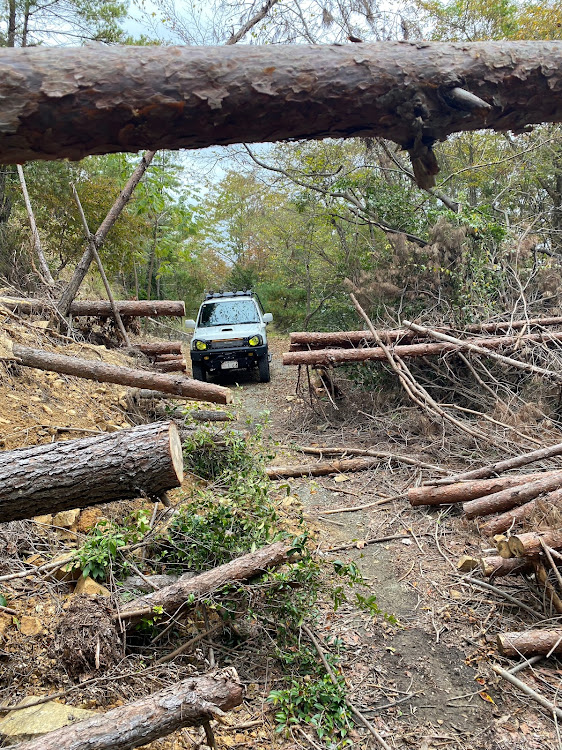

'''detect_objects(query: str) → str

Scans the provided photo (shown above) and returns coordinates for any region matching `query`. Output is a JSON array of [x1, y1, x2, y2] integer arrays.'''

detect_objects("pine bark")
[[10, 669, 243, 750], [0, 297, 185, 317], [408, 471, 559, 506], [479, 488, 562, 536], [266, 457, 381, 479], [152, 360, 187, 373], [119, 541, 291, 623], [282, 331, 562, 367], [497, 629, 562, 657], [0, 421, 183, 523], [480, 556, 532, 578], [136, 342, 184, 355], [508, 530, 562, 558], [463, 472, 562, 519], [3, 43, 562, 163], [289, 316, 562, 350], [7, 341, 231, 404]]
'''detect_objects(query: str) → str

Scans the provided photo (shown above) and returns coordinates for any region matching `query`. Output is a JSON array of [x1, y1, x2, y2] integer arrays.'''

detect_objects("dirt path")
[[227, 335, 556, 750]]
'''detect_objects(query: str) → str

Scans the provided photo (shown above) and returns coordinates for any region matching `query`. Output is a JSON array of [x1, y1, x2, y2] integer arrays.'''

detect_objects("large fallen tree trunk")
[[266, 457, 381, 479], [431, 440, 562, 486], [289, 316, 562, 350], [4, 43, 562, 169], [0, 422, 183, 523], [2, 339, 231, 404], [463, 472, 562, 519], [10, 669, 243, 750], [119, 541, 291, 623], [0, 297, 185, 318], [282, 331, 562, 368], [497, 630, 562, 657], [408, 471, 560, 506]]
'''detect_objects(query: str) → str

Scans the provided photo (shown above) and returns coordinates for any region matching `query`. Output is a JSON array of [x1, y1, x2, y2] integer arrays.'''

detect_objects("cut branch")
[[0, 421, 183, 522], [497, 630, 562, 657], [4, 43, 562, 165], [10, 669, 243, 750], [266, 457, 381, 479]]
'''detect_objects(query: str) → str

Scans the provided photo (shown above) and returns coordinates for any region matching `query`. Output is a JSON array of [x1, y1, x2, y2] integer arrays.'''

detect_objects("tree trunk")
[[136, 342, 184, 355], [0, 296, 185, 317], [432, 440, 562, 486], [57, 151, 156, 317], [119, 541, 291, 623], [479, 488, 562, 536], [5, 340, 231, 404], [16, 164, 55, 287], [282, 331, 562, 367], [3, 43, 562, 165], [266, 457, 381, 479], [152, 360, 187, 373], [297, 445, 445, 473], [480, 556, 532, 578], [10, 669, 243, 750], [497, 629, 562, 657], [155, 354, 185, 362], [0, 421, 183, 523], [508, 530, 562, 558], [289, 315, 562, 350], [463, 472, 562, 519], [408, 471, 560, 506]]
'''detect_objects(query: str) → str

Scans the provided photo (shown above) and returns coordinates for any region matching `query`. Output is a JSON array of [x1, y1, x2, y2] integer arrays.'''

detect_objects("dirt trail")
[[227, 335, 555, 750]]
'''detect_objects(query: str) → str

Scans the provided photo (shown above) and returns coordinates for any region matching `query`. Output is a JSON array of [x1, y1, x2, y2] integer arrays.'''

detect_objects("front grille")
[[209, 338, 245, 349]]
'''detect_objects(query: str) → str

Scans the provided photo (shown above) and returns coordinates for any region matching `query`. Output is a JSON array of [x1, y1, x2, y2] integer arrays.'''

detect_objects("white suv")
[[185, 291, 273, 382]]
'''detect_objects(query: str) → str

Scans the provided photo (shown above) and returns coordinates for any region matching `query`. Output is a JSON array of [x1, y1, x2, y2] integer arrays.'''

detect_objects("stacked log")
[[0, 296, 186, 318], [136, 340, 187, 373]]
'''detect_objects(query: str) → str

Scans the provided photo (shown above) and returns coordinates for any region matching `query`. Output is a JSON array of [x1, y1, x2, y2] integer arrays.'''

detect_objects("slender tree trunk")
[[7, 0, 16, 47], [17, 165, 55, 286], [57, 150, 156, 317]]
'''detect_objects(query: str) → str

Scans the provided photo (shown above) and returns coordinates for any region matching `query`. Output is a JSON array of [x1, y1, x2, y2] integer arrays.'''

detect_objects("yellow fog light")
[[248, 336, 261, 346], [195, 340, 207, 351]]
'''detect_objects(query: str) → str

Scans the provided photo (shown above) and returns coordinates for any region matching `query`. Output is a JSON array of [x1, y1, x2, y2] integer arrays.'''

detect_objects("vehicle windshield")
[[198, 300, 260, 327]]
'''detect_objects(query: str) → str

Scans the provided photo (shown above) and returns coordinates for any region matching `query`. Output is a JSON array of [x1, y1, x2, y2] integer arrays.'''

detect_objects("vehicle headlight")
[[194, 340, 207, 351], [248, 335, 262, 346]]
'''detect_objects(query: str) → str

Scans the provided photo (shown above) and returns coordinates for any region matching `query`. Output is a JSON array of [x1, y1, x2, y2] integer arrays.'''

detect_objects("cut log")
[[457, 555, 481, 573], [136, 341, 184, 355], [408, 471, 560, 506], [479, 488, 562, 536], [155, 354, 185, 362], [432, 440, 562, 486], [497, 629, 562, 657], [480, 555, 532, 577], [495, 535, 512, 559], [266, 457, 381, 479], [5, 43, 562, 165], [3, 339, 231, 404], [119, 541, 292, 623], [289, 316, 562, 350], [463, 472, 562, 519], [282, 331, 562, 367], [152, 360, 187, 373], [0, 422, 183, 523], [10, 669, 243, 750], [0, 296, 185, 318], [508, 530, 562, 558], [298, 445, 446, 473]]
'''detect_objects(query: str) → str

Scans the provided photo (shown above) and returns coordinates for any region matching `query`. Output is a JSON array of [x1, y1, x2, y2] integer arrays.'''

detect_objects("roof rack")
[[204, 290, 254, 300]]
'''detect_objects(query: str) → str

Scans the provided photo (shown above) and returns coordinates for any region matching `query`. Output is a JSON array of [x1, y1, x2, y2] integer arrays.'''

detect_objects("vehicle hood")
[[192, 322, 267, 343]]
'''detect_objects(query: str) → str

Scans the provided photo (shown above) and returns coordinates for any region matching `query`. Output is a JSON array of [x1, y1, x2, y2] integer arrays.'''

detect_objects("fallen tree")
[[266, 457, 381, 479], [408, 471, 560, 506], [463, 472, 562, 519], [0, 421, 183, 522], [497, 630, 562, 657], [4, 42, 562, 178], [282, 331, 562, 368], [2, 338, 231, 404], [0, 297, 185, 318], [289, 316, 562, 350], [10, 669, 243, 750], [119, 541, 292, 623]]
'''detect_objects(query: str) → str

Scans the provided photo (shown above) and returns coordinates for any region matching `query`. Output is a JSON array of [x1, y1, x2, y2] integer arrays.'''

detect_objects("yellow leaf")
[[334, 474, 349, 483], [479, 691, 495, 704]]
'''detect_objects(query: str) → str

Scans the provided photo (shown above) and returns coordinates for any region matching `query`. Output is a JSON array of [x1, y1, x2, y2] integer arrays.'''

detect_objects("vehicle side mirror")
[[263, 313, 273, 324], [184, 319, 196, 330]]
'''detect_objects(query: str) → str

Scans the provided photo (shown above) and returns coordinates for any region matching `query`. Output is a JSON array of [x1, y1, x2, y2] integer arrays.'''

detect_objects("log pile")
[[135, 340, 188, 373]]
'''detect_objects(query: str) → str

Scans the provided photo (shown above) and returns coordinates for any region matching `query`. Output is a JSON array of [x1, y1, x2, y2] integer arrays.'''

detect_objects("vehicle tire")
[[258, 354, 271, 383], [191, 363, 206, 382]]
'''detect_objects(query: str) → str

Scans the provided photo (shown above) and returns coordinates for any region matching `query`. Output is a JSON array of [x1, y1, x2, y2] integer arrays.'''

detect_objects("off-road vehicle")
[[185, 291, 273, 382]]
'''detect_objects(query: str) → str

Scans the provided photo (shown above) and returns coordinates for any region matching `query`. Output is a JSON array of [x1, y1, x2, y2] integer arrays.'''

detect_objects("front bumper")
[[190, 344, 268, 371]]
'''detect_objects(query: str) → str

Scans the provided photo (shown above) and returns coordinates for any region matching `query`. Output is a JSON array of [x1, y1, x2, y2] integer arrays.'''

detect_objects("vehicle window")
[[198, 300, 260, 327]]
